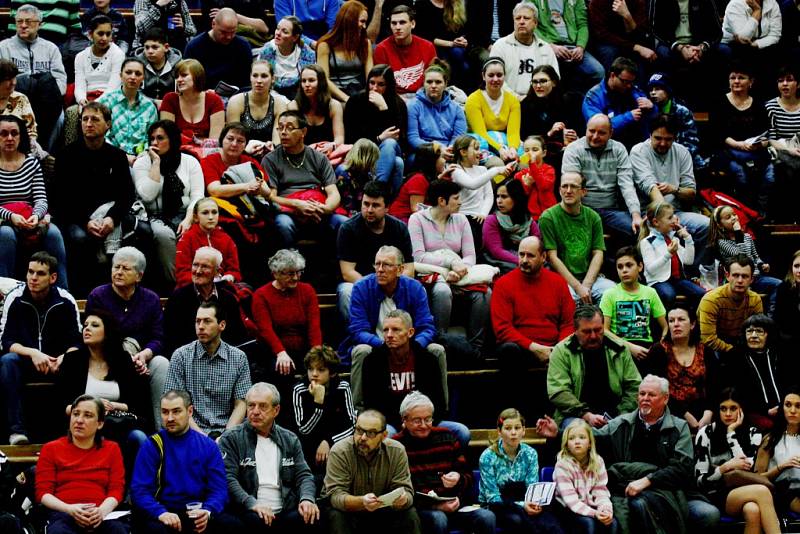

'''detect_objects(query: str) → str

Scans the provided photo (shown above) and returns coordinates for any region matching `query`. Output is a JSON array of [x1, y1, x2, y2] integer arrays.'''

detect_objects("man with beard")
[[322, 409, 421, 534], [337, 180, 414, 323]]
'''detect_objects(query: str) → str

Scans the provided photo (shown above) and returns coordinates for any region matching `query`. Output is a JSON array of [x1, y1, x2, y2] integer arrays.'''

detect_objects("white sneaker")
[[9, 433, 29, 445]]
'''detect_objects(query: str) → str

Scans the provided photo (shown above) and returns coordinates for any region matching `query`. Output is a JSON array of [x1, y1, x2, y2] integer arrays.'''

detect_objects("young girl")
[[388, 142, 453, 223], [335, 138, 379, 214], [479, 408, 564, 534], [173, 197, 241, 287], [639, 201, 706, 308], [554, 419, 617, 533], [709, 205, 782, 312], [514, 136, 557, 221]]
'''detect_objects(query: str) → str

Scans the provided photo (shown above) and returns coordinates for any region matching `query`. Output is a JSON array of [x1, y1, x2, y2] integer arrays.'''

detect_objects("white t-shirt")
[[274, 46, 302, 87], [376, 297, 397, 338], [256, 435, 283, 512], [85, 374, 120, 401]]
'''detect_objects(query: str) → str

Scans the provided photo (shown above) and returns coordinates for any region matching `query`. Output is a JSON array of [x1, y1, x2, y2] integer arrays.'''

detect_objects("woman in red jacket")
[[174, 197, 241, 287]]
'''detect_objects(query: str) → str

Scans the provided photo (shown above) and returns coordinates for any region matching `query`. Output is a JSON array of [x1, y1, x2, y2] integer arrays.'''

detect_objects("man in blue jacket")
[[218, 382, 321, 532], [583, 56, 657, 149], [0, 252, 80, 445], [131, 390, 236, 533]]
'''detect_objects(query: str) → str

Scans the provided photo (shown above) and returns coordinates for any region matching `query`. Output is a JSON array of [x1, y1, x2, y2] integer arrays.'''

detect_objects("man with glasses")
[[698, 254, 763, 358], [263, 110, 348, 248], [393, 392, 495, 534], [583, 56, 656, 149], [0, 5, 67, 93], [337, 180, 414, 323], [5, 1, 80, 47], [539, 172, 615, 304], [322, 409, 421, 534]]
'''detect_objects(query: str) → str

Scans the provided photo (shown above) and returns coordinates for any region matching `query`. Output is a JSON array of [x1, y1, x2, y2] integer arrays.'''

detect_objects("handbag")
[[103, 409, 139, 442], [723, 469, 774, 491]]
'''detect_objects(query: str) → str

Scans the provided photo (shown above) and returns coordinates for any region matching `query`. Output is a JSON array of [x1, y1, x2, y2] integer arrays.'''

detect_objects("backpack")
[[700, 188, 760, 237]]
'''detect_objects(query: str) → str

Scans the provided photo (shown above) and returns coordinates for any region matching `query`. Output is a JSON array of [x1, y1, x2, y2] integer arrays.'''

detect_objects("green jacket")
[[529, 0, 590, 47], [547, 332, 641, 422]]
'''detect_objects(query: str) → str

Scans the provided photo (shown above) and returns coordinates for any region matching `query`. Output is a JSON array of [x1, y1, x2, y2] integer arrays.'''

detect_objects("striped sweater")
[[291, 377, 356, 462], [766, 97, 800, 141], [409, 208, 477, 267], [698, 283, 763, 353], [715, 231, 763, 277], [554, 454, 613, 517], [0, 155, 47, 221]]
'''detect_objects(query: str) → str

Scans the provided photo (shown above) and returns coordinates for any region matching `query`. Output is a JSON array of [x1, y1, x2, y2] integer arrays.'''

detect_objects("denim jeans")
[[570, 514, 620, 534], [652, 278, 707, 309], [489, 503, 565, 534], [752, 274, 782, 316], [0, 222, 68, 289], [675, 210, 711, 268], [721, 148, 775, 215], [596, 208, 635, 239], [47, 511, 129, 534], [557, 50, 605, 92], [418, 506, 496, 534], [0, 352, 43, 436], [337, 281, 354, 324], [274, 212, 348, 248], [567, 276, 616, 304], [376, 139, 404, 195]]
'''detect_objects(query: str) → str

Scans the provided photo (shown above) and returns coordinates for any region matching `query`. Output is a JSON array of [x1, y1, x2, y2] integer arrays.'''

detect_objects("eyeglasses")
[[278, 270, 303, 277], [406, 416, 433, 426], [0, 130, 20, 138], [354, 426, 385, 439], [15, 19, 40, 25], [746, 327, 766, 335], [373, 261, 399, 270], [531, 78, 551, 85], [277, 125, 301, 133]]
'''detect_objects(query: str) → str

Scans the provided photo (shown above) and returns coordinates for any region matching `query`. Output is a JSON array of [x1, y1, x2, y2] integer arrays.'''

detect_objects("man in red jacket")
[[491, 235, 575, 415]]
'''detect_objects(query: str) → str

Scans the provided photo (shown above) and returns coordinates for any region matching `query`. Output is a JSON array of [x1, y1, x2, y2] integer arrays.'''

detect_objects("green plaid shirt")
[[97, 88, 159, 156]]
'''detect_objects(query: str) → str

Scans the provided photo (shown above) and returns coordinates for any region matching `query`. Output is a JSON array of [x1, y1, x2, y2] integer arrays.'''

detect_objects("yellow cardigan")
[[464, 89, 521, 152]]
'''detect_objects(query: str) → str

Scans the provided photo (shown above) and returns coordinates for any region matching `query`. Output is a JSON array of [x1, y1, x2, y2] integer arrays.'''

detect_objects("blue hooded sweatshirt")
[[407, 87, 467, 150], [273, 0, 341, 40]]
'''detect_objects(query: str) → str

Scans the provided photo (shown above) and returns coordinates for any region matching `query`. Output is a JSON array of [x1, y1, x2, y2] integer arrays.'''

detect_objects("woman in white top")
[[756, 387, 800, 513], [721, 0, 783, 94], [132, 119, 204, 284], [74, 15, 125, 106]]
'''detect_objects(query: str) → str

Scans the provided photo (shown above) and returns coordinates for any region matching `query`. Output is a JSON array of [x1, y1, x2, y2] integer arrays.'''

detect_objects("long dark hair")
[[147, 119, 182, 174], [709, 388, 749, 456], [0, 114, 31, 155], [763, 386, 800, 454], [82, 308, 130, 383], [367, 64, 402, 117], [295, 64, 332, 117], [524, 65, 561, 101], [499, 179, 531, 225], [663, 304, 701, 346], [410, 142, 442, 182]]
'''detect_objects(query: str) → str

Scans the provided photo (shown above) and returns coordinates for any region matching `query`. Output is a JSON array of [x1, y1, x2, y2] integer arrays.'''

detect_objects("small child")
[[74, 15, 125, 105], [600, 246, 667, 367], [514, 136, 557, 221], [708, 205, 781, 311], [81, 0, 130, 54], [137, 28, 182, 105], [639, 201, 707, 308], [452, 134, 516, 221], [553, 419, 617, 533], [335, 138, 379, 214], [174, 197, 241, 287], [291, 346, 356, 479]]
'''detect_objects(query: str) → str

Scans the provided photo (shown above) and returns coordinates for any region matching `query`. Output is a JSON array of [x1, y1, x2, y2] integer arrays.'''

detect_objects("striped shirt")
[[554, 455, 613, 517], [765, 97, 800, 140], [394, 427, 473, 499], [408, 208, 477, 267], [8, 0, 81, 44], [715, 231, 763, 276], [0, 155, 47, 221], [698, 284, 763, 353]]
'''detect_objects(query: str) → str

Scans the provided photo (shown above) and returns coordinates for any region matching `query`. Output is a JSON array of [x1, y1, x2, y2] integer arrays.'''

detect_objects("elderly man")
[[184, 7, 251, 90], [393, 392, 495, 534], [583, 56, 657, 148], [630, 113, 710, 266], [698, 254, 763, 357], [547, 304, 641, 428], [52, 101, 134, 296], [218, 382, 320, 532], [492, 236, 575, 413], [131, 390, 236, 533], [164, 246, 250, 355], [337, 181, 414, 323], [540, 375, 720, 532], [539, 172, 615, 304], [164, 301, 252, 438], [263, 110, 347, 249], [562, 113, 661, 238], [489, 2, 560, 100], [322, 409, 421, 534], [86, 246, 169, 428]]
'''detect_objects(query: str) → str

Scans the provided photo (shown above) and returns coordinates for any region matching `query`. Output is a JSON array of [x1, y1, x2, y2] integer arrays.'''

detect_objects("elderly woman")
[[0, 60, 48, 160], [132, 119, 204, 286], [258, 16, 317, 99], [251, 249, 322, 383], [0, 114, 68, 287], [36, 395, 128, 534], [726, 314, 792, 432], [85, 246, 169, 426], [409, 179, 490, 353]]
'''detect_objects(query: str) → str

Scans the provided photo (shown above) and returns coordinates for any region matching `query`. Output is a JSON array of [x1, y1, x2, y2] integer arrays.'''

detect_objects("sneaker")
[[9, 433, 29, 445]]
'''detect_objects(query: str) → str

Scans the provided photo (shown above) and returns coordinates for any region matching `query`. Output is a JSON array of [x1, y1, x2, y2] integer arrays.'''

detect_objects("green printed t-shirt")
[[599, 283, 666, 343], [539, 204, 605, 280]]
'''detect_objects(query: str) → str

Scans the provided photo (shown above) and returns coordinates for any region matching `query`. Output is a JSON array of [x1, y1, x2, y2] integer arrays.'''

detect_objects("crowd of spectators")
[[2, 0, 800, 532]]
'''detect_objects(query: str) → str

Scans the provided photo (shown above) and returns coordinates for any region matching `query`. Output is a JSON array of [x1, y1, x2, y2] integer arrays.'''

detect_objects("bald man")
[[561, 113, 662, 238], [184, 7, 252, 89]]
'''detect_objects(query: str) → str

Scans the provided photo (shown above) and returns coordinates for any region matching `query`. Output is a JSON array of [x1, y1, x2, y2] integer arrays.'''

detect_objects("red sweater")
[[200, 152, 266, 188], [514, 162, 557, 221], [491, 268, 575, 348], [174, 223, 241, 287], [35, 437, 125, 505], [374, 36, 437, 94], [251, 282, 322, 355]]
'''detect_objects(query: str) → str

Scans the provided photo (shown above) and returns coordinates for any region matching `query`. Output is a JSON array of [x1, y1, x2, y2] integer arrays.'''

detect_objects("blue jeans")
[[567, 276, 616, 304], [592, 43, 654, 75], [274, 212, 348, 248], [687, 498, 720, 529], [0, 222, 68, 289], [418, 506, 496, 534], [652, 278, 707, 309], [0, 352, 42, 436], [675, 210, 711, 268], [557, 50, 605, 92], [489, 503, 565, 534], [386, 420, 471, 451], [570, 514, 620, 534], [752, 274, 782, 316], [47, 511, 129, 534], [376, 138, 404, 195], [721, 148, 775, 215]]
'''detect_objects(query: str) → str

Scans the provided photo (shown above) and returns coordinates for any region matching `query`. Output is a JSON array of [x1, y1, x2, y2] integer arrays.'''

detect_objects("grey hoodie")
[[0, 35, 67, 94]]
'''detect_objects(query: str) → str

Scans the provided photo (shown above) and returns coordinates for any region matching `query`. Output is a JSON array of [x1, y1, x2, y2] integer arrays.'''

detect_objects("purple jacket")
[[86, 284, 164, 356]]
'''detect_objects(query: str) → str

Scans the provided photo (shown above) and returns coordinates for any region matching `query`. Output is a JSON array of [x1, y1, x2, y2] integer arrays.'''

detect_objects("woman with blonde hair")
[[159, 59, 224, 143], [335, 138, 380, 213], [316, 0, 373, 102]]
